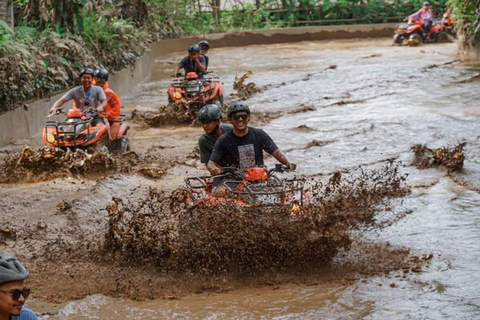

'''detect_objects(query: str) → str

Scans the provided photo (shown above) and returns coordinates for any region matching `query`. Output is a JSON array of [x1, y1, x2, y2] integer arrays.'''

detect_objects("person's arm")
[[195, 55, 206, 72], [409, 8, 422, 19], [49, 97, 68, 113], [207, 160, 223, 175], [97, 99, 107, 113], [271, 149, 297, 171], [173, 66, 180, 77], [106, 91, 121, 119], [96, 87, 108, 113]]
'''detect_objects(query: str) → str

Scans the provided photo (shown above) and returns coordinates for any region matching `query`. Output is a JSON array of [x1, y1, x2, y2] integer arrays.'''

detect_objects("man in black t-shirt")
[[172, 44, 206, 78], [208, 102, 296, 179]]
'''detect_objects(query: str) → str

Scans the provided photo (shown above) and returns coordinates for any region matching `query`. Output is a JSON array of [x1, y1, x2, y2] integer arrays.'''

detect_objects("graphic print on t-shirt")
[[238, 144, 255, 169]]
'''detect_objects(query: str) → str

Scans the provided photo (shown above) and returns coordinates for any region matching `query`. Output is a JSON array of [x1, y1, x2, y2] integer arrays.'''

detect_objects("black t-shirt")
[[210, 127, 278, 169], [178, 56, 206, 75]]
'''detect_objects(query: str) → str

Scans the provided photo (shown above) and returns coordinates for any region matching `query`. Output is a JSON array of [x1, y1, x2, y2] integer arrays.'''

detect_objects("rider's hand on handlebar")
[[96, 106, 105, 114], [287, 162, 297, 171]]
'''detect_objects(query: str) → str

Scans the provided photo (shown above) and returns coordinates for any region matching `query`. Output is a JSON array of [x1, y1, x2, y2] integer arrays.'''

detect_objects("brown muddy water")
[[2, 38, 480, 319]]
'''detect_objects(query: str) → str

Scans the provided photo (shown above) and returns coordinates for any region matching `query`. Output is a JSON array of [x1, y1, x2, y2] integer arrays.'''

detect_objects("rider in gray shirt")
[[49, 68, 107, 114]]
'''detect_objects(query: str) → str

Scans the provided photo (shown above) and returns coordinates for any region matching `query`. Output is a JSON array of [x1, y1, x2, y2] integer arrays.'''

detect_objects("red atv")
[[185, 164, 310, 211], [43, 108, 130, 153], [393, 16, 451, 45], [167, 72, 224, 109]]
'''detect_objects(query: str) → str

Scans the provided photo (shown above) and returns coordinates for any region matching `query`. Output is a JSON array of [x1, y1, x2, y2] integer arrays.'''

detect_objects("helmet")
[[198, 104, 222, 123], [188, 44, 200, 53], [95, 68, 109, 81], [198, 40, 210, 51], [0, 254, 29, 285], [227, 102, 250, 117], [423, 1, 430, 6], [79, 68, 95, 77]]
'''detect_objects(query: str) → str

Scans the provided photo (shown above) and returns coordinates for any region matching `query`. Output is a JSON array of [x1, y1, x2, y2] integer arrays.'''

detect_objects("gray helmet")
[[188, 44, 200, 53], [95, 68, 109, 81], [198, 104, 222, 123], [423, 1, 430, 6], [79, 67, 95, 78], [198, 40, 210, 51], [227, 102, 250, 117], [0, 254, 29, 285]]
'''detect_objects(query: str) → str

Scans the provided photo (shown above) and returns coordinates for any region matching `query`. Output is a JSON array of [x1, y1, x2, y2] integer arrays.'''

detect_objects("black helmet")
[[79, 68, 95, 77], [227, 102, 250, 117], [198, 104, 222, 123], [198, 40, 210, 51], [188, 44, 200, 53], [0, 254, 29, 285], [95, 68, 109, 81]]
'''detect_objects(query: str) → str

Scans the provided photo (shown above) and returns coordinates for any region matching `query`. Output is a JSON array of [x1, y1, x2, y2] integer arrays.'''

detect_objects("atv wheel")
[[114, 136, 130, 154], [393, 34, 403, 44], [437, 31, 449, 43], [210, 94, 224, 109], [408, 33, 422, 46]]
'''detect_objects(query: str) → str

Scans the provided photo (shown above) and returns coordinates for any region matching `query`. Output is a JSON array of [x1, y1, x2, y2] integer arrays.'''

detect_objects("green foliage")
[[447, 0, 479, 51]]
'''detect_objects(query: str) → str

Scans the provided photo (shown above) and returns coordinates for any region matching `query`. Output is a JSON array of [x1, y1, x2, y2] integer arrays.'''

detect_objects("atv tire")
[[113, 136, 130, 154], [393, 34, 403, 45], [437, 31, 449, 43], [408, 33, 422, 47]]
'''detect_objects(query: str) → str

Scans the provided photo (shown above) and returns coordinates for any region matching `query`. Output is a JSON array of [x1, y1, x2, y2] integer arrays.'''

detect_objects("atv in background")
[[393, 16, 453, 46]]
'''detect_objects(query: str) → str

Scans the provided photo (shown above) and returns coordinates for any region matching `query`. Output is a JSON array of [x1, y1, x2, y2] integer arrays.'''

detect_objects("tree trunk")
[[211, 0, 221, 24], [0, 0, 14, 28]]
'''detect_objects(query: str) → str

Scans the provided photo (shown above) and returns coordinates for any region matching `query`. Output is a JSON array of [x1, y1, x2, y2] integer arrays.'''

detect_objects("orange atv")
[[185, 164, 310, 210], [43, 108, 130, 153], [393, 16, 451, 45], [167, 71, 224, 109]]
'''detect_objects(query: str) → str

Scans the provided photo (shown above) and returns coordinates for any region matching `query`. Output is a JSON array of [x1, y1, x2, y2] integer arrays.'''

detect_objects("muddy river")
[[1, 38, 480, 319]]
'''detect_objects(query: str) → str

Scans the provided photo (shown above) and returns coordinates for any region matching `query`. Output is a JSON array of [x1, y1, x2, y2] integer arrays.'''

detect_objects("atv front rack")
[[44, 118, 92, 148]]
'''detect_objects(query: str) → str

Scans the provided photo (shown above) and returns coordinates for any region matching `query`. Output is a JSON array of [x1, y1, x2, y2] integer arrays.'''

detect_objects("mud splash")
[[0, 146, 169, 183], [132, 102, 201, 127], [411, 143, 466, 172], [103, 162, 408, 276]]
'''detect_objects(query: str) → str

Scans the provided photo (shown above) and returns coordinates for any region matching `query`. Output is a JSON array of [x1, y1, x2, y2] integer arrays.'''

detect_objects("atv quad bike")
[[43, 108, 130, 153], [393, 17, 452, 45], [166, 72, 224, 123]]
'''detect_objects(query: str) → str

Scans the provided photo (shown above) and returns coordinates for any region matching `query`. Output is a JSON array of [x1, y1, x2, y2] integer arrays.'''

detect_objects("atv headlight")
[[46, 132, 56, 144], [174, 92, 182, 100]]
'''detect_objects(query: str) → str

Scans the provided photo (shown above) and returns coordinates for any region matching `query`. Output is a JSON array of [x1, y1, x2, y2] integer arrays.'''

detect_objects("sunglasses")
[[0, 287, 30, 300], [231, 113, 249, 120]]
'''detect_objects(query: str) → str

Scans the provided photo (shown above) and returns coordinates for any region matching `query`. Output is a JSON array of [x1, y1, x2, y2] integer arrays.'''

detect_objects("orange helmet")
[[67, 108, 82, 118], [186, 72, 199, 80]]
